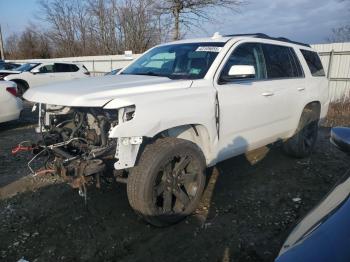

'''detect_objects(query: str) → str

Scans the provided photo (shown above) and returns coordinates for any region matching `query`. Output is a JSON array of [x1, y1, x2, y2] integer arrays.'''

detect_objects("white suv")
[[23, 33, 329, 226], [1, 62, 89, 96]]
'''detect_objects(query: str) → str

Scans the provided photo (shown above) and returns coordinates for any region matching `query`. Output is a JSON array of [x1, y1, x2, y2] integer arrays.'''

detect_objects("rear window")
[[69, 64, 79, 72], [300, 50, 325, 77], [262, 44, 303, 79]]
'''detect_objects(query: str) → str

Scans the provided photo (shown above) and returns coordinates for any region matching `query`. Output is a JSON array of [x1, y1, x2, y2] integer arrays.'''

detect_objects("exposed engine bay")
[[14, 104, 138, 200]]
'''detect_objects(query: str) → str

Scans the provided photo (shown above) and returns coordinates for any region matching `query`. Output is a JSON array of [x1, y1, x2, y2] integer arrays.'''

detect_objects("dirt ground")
[[0, 103, 349, 262]]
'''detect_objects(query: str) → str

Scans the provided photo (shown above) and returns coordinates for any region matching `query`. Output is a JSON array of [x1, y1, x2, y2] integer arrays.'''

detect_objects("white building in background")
[[312, 42, 350, 102]]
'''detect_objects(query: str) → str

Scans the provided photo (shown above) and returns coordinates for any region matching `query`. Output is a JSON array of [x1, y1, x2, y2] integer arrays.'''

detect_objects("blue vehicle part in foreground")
[[276, 195, 350, 262], [276, 126, 350, 262]]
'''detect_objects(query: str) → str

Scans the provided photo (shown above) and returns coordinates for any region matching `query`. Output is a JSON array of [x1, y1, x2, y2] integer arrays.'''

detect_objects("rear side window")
[[54, 63, 79, 72], [69, 64, 79, 72], [300, 50, 325, 76], [262, 44, 303, 79]]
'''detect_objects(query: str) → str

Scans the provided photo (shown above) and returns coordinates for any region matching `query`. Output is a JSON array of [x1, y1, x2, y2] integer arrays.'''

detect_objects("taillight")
[[6, 87, 17, 97]]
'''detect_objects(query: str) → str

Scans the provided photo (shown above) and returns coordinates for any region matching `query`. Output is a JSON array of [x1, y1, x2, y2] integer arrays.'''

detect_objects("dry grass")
[[323, 100, 350, 127]]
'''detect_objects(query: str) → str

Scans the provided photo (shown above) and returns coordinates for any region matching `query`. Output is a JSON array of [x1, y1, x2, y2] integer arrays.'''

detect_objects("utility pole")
[[0, 25, 5, 60]]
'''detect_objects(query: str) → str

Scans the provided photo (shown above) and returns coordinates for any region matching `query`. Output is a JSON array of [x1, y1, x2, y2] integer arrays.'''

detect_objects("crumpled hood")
[[23, 75, 193, 107]]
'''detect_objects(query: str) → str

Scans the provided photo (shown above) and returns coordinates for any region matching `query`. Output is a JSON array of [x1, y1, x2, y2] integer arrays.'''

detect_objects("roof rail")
[[223, 33, 311, 48]]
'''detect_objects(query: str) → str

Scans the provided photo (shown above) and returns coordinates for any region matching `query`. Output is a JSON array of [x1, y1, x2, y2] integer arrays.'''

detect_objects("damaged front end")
[[14, 103, 140, 198]]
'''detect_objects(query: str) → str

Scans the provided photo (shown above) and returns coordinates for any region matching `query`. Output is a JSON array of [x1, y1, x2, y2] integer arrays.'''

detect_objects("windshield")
[[15, 63, 40, 72], [122, 42, 225, 79]]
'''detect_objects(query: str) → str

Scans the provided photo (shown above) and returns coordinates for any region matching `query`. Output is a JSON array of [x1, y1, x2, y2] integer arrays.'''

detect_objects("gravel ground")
[[0, 103, 349, 262]]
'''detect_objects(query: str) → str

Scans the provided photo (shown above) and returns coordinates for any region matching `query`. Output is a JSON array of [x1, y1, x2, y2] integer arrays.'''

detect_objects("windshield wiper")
[[123, 72, 170, 78]]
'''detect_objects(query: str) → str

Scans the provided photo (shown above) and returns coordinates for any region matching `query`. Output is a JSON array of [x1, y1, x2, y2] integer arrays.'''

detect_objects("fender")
[[105, 84, 219, 169], [105, 84, 218, 140]]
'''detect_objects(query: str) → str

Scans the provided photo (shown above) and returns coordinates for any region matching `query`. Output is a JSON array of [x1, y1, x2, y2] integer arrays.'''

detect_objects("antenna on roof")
[[212, 32, 222, 39]]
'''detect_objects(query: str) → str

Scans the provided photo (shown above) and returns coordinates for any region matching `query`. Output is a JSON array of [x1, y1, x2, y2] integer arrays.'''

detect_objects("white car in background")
[[0, 62, 90, 96], [0, 81, 23, 123]]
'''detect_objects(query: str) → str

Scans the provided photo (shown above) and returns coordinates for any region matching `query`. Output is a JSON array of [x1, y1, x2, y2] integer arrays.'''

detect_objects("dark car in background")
[[0, 61, 21, 71]]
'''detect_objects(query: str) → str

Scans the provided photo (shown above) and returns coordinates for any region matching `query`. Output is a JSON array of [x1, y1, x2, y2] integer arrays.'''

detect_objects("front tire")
[[127, 137, 206, 227], [283, 108, 319, 158]]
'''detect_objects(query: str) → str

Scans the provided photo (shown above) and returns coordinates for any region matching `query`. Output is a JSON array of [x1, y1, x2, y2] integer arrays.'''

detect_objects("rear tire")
[[127, 137, 206, 227], [283, 109, 319, 158]]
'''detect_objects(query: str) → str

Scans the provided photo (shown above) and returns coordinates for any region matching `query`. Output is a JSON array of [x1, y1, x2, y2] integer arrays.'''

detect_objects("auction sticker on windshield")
[[196, 46, 222, 52]]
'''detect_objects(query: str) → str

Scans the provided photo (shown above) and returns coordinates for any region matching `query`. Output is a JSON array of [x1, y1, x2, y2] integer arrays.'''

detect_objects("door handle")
[[261, 92, 274, 97], [297, 87, 305, 91]]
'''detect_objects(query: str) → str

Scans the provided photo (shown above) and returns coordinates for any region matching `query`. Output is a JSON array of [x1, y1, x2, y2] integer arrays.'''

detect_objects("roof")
[[167, 32, 311, 48]]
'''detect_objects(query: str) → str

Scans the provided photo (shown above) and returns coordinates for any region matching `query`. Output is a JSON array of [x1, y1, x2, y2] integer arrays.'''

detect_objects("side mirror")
[[31, 68, 40, 74], [228, 65, 256, 79]]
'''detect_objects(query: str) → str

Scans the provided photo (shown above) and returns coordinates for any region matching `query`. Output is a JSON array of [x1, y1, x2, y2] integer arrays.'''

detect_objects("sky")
[[0, 0, 349, 44], [0, 0, 38, 38]]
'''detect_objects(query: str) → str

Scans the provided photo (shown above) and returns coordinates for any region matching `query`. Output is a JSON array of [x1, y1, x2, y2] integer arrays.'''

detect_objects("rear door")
[[53, 63, 79, 82], [299, 49, 328, 107], [259, 43, 305, 134], [29, 63, 56, 87]]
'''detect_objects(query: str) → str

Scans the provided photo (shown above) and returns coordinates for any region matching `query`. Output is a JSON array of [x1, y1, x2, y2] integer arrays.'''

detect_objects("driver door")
[[214, 42, 287, 160], [29, 64, 55, 87]]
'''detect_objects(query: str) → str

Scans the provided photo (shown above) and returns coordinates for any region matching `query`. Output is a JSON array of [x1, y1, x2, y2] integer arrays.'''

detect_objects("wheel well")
[[155, 124, 212, 163], [304, 101, 321, 117], [12, 79, 29, 90]]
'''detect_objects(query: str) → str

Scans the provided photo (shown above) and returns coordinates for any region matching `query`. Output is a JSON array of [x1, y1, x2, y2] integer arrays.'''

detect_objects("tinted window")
[[289, 49, 304, 77], [0, 63, 20, 70], [262, 44, 302, 79], [54, 63, 78, 73], [300, 50, 325, 76], [39, 64, 54, 73], [6, 64, 17, 70], [220, 43, 267, 81], [70, 64, 79, 72]]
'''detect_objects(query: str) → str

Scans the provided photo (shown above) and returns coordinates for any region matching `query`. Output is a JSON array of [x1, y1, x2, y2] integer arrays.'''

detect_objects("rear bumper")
[[0, 97, 23, 123]]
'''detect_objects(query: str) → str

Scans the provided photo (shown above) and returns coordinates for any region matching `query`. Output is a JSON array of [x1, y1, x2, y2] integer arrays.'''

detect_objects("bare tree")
[[39, 0, 82, 56], [154, 0, 244, 40], [87, 0, 120, 54], [117, 0, 164, 53], [5, 26, 51, 59], [4, 34, 20, 59], [329, 26, 350, 42], [7, 0, 208, 58], [329, 0, 350, 42]]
